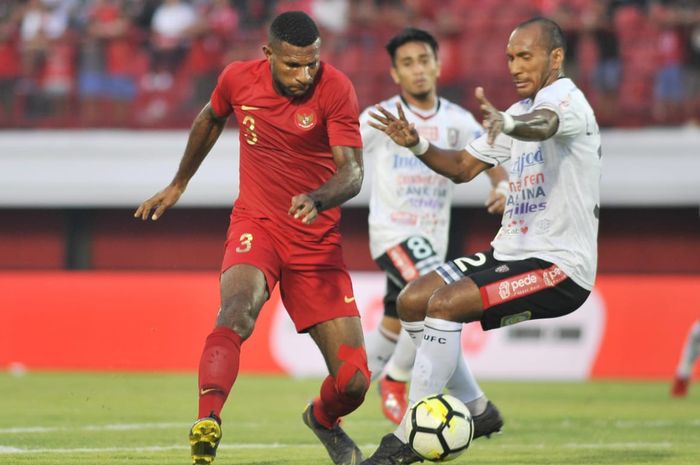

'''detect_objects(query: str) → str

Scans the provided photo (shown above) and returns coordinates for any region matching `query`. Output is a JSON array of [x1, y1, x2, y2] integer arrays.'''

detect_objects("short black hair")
[[516, 17, 566, 53], [386, 28, 439, 64], [269, 11, 320, 47]]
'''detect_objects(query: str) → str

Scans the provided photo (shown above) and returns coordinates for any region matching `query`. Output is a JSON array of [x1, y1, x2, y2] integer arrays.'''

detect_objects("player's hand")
[[289, 193, 319, 225], [475, 87, 505, 146], [134, 184, 184, 221], [368, 103, 420, 148], [485, 186, 507, 215]]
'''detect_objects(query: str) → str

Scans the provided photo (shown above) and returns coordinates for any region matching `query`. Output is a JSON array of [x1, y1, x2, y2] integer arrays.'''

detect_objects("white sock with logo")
[[396, 317, 463, 441], [677, 320, 700, 379], [385, 329, 417, 382], [365, 325, 398, 381], [397, 318, 487, 417], [408, 316, 463, 404]]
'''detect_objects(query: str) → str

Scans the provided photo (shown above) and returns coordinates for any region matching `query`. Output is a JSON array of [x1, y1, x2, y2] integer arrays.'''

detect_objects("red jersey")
[[210, 59, 362, 240]]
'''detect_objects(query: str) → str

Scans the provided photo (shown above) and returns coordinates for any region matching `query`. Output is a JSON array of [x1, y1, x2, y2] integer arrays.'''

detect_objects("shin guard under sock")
[[198, 326, 242, 419]]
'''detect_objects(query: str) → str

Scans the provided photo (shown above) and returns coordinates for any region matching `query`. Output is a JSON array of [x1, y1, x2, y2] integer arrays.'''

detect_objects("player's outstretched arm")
[[135, 102, 227, 221], [289, 145, 363, 225], [475, 87, 559, 144], [369, 102, 492, 184]]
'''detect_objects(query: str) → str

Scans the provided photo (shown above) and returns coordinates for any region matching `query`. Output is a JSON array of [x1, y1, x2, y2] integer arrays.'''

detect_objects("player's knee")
[[425, 291, 454, 320], [218, 296, 258, 340], [335, 345, 370, 400], [337, 370, 370, 400], [426, 288, 480, 323], [397, 280, 428, 322]]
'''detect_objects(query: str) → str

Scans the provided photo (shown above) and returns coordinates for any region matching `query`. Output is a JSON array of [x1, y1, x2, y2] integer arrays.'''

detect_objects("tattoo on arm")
[[308, 146, 363, 209], [510, 109, 559, 141]]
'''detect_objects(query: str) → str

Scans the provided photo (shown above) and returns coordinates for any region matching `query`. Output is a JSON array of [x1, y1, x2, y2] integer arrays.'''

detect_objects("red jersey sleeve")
[[210, 63, 237, 118], [322, 68, 362, 148]]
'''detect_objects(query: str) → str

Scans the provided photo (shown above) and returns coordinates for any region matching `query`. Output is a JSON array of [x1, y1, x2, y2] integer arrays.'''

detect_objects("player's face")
[[264, 39, 321, 98], [506, 25, 563, 99], [390, 41, 440, 100]]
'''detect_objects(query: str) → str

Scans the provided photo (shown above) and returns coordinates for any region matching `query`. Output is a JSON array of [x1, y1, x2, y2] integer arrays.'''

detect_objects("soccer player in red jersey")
[[135, 11, 368, 465]]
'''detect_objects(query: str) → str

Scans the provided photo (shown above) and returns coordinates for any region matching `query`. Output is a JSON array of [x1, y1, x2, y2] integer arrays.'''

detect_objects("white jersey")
[[361, 95, 483, 260], [467, 78, 601, 289]]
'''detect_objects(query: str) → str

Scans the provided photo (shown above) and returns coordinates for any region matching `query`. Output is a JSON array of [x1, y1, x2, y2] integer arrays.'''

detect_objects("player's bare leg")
[[304, 316, 370, 465], [191, 264, 269, 464]]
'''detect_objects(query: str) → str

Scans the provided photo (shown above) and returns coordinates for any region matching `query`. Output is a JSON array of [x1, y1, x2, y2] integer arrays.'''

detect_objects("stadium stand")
[[1, 0, 700, 128]]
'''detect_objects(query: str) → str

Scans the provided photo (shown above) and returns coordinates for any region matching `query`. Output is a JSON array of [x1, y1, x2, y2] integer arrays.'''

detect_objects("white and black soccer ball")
[[404, 394, 474, 462]]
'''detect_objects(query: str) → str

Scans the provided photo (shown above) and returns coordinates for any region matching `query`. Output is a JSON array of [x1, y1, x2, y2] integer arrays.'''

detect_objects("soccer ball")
[[404, 394, 474, 462]]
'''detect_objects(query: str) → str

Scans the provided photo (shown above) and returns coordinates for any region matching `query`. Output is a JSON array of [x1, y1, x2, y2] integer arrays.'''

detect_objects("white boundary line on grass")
[[0, 422, 189, 434], [2, 419, 698, 435], [0, 442, 675, 455], [0, 444, 324, 454]]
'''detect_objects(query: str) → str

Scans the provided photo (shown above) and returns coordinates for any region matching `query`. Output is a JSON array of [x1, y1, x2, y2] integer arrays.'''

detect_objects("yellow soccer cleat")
[[189, 416, 222, 465]]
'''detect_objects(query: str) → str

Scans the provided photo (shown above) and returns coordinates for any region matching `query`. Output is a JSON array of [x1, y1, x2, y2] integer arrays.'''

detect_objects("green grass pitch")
[[0, 372, 698, 464]]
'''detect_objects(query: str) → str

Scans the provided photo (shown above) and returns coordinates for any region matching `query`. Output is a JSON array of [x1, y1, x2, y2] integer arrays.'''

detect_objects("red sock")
[[312, 374, 366, 429], [198, 326, 242, 419]]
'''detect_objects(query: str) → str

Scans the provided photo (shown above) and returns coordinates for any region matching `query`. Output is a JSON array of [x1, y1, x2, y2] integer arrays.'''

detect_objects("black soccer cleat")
[[302, 402, 364, 465], [472, 400, 504, 439], [189, 415, 222, 464], [360, 433, 423, 465]]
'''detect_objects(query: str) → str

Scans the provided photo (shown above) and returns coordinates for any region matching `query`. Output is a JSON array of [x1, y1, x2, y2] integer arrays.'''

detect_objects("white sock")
[[385, 329, 417, 382], [394, 320, 425, 442], [446, 356, 486, 415], [408, 317, 463, 405], [400, 320, 425, 347], [677, 320, 700, 379], [399, 319, 483, 406], [365, 325, 398, 381]]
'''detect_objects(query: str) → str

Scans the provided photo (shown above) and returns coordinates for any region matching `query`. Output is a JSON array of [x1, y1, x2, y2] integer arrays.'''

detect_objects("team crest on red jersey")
[[294, 107, 317, 130]]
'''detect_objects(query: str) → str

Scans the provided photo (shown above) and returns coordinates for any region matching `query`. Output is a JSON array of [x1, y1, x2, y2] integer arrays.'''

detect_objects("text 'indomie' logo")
[[511, 147, 544, 176]]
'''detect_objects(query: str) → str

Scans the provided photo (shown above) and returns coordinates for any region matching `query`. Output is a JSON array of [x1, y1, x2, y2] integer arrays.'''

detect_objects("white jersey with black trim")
[[467, 78, 601, 290], [360, 95, 484, 260]]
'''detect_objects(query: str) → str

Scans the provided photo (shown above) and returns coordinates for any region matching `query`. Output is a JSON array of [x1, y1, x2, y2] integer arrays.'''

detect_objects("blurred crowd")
[[1, 0, 700, 128]]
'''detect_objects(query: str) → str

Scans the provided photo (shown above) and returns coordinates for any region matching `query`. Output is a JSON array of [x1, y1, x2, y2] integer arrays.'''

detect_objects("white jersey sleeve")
[[467, 132, 513, 166], [532, 81, 588, 138]]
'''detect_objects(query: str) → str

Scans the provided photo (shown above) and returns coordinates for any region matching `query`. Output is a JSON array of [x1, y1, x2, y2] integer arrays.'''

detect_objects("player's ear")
[[390, 66, 400, 85], [435, 58, 442, 79], [262, 44, 273, 62], [551, 47, 564, 73]]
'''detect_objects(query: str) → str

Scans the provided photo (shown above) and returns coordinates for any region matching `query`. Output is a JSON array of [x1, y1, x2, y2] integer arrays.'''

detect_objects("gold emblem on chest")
[[294, 108, 317, 130]]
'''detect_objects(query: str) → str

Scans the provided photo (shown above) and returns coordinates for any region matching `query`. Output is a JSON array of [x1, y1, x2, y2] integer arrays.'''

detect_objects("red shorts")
[[221, 214, 359, 332]]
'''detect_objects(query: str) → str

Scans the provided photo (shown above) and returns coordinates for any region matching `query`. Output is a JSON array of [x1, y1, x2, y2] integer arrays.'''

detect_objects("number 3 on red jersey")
[[236, 233, 253, 253], [242, 115, 258, 145]]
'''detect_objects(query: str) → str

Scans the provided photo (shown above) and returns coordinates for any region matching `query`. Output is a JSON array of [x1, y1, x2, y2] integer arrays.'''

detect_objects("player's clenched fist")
[[288, 193, 319, 225]]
